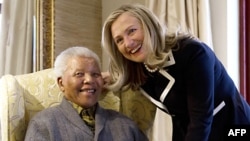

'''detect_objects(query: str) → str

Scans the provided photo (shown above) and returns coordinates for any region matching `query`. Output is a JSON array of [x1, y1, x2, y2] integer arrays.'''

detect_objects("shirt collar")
[[163, 50, 175, 68], [67, 100, 96, 117]]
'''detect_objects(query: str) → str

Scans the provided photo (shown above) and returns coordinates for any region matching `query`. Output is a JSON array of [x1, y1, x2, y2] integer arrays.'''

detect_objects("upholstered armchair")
[[0, 68, 172, 141]]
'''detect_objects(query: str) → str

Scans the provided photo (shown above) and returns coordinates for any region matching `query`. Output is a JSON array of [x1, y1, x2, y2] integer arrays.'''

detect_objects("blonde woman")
[[102, 4, 250, 141]]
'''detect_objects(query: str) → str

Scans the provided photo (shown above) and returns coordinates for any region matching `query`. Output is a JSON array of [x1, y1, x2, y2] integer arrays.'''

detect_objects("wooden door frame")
[[239, 0, 250, 103]]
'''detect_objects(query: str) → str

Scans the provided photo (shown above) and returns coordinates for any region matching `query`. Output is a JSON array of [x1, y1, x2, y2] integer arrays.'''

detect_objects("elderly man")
[[24, 46, 148, 141]]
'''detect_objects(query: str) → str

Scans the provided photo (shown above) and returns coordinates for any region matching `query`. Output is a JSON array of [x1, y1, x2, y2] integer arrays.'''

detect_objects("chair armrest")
[[0, 74, 26, 141]]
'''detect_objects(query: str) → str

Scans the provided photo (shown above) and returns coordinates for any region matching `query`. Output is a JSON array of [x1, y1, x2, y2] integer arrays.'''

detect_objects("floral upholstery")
[[0, 68, 163, 141]]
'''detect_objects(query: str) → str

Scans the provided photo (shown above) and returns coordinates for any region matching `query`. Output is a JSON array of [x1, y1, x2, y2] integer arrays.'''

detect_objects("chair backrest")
[[0, 68, 157, 141], [0, 69, 63, 141]]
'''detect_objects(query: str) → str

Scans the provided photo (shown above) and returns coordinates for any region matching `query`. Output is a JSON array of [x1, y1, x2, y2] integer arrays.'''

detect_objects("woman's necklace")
[[143, 63, 159, 73]]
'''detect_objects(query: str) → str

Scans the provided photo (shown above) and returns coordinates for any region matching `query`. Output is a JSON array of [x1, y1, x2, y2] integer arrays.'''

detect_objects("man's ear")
[[57, 77, 65, 92]]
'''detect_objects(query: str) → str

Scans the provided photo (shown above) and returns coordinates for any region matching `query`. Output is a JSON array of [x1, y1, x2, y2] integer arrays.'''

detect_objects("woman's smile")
[[130, 44, 142, 54]]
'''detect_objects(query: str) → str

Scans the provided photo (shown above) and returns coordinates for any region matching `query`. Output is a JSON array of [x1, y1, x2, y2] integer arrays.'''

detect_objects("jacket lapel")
[[94, 104, 107, 140], [59, 97, 93, 135]]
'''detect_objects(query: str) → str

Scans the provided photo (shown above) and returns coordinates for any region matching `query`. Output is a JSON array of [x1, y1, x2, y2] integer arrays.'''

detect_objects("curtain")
[[0, 0, 33, 77], [145, 0, 213, 48], [239, 0, 250, 104], [144, 0, 213, 140]]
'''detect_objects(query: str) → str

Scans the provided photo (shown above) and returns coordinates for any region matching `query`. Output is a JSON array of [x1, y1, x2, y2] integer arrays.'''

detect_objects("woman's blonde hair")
[[102, 4, 193, 91]]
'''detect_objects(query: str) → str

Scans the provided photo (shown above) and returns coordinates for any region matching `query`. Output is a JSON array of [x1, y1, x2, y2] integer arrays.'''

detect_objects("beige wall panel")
[[54, 0, 102, 62]]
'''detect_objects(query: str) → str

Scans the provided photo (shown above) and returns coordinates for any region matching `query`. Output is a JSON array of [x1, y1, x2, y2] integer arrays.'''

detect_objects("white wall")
[[210, 0, 239, 88]]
